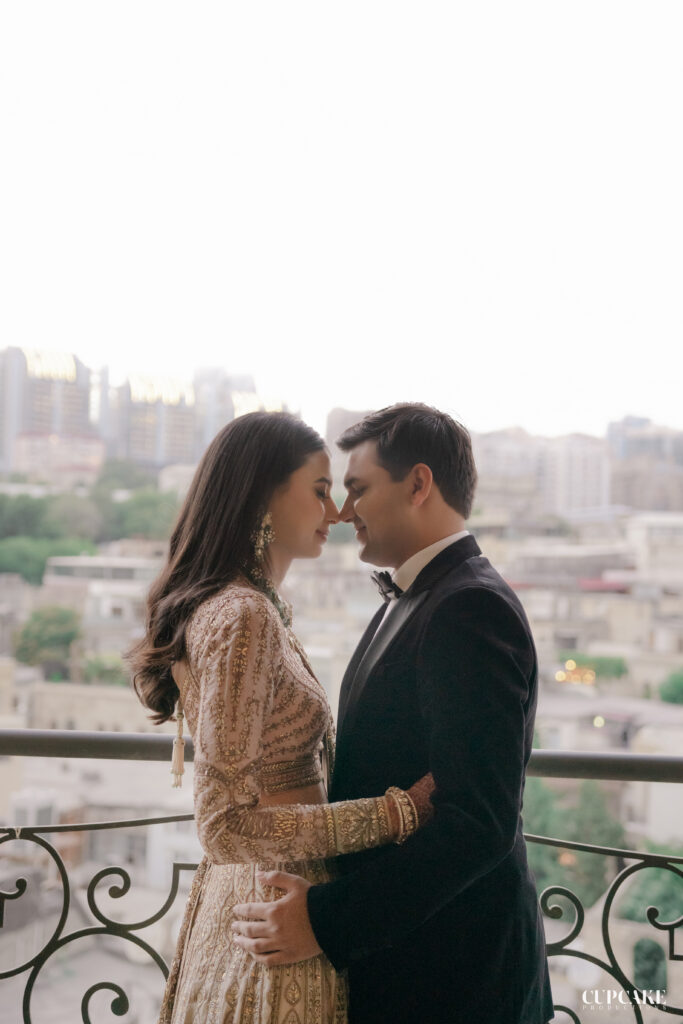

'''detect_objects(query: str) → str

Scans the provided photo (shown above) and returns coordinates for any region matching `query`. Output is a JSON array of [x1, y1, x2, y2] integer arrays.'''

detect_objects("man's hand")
[[231, 870, 323, 966]]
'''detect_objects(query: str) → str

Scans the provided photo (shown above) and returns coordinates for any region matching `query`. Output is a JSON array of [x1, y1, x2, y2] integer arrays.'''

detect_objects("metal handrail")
[[2, 729, 683, 782], [1, 817, 682, 866], [2, 730, 682, 1021]]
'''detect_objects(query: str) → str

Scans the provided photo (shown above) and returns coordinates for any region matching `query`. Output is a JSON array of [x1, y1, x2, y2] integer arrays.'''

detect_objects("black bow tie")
[[371, 570, 404, 602]]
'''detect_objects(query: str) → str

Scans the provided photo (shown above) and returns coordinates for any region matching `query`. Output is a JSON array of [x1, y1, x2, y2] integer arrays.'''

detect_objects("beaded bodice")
[[180, 582, 329, 795], [175, 581, 391, 865]]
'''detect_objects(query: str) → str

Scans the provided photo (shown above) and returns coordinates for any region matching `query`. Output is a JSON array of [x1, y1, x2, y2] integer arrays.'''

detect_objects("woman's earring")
[[252, 512, 275, 563]]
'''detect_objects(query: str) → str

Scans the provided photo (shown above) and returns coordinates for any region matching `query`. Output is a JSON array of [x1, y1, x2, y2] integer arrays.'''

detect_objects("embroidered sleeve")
[[192, 591, 393, 864]]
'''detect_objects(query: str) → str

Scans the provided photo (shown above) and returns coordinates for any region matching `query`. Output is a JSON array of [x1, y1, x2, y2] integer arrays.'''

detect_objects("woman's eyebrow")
[[314, 476, 332, 486]]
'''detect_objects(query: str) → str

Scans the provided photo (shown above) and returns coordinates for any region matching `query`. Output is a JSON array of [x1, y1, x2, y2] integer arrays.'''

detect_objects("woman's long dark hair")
[[128, 411, 325, 723]]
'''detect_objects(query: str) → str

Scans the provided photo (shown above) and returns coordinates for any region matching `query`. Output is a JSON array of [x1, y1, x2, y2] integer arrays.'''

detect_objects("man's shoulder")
[[429, 554, 530, 626], [435, 549, 507, 595]]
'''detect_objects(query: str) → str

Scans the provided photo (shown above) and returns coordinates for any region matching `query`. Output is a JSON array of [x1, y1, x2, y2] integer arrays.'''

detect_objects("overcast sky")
[[1, 2, 681, 438]]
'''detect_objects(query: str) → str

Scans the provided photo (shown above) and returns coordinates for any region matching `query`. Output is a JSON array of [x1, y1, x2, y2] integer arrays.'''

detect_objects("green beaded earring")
[[251, 511, 275, 564]]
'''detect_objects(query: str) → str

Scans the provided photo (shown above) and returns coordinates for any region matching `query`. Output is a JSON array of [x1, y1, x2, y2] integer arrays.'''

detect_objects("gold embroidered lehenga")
[[157, 582, 393, 1024]]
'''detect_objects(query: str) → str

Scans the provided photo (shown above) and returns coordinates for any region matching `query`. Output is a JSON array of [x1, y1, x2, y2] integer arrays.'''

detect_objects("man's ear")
[[408, 464, 433, 507]]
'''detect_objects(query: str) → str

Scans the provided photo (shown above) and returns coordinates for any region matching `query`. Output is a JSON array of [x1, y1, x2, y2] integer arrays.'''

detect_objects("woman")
[[129, 412, 433, 1024]]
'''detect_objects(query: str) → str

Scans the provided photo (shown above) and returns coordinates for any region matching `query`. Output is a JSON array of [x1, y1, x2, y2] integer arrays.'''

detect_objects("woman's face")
[[267, 449, 339, 562]]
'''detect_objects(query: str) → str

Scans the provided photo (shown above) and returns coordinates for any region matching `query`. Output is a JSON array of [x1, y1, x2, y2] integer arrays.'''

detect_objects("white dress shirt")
[[373, 529, 470, 636]]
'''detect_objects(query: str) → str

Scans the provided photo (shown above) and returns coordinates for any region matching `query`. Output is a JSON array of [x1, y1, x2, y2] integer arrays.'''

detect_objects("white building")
[[623, 512, 683, 578], [40, 555, 162, 657], [539, 433, 611, 519]]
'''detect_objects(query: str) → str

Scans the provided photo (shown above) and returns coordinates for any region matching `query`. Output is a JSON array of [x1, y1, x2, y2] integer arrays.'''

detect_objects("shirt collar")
[[393, 530, 470, 593]]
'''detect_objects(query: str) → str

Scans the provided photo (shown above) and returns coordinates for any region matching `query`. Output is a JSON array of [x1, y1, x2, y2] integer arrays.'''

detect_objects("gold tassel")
[[171, 700, 185, 788]]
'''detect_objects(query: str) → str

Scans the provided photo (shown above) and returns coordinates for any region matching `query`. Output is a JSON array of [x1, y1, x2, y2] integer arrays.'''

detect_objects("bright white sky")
[[1, 2, 681, 439]]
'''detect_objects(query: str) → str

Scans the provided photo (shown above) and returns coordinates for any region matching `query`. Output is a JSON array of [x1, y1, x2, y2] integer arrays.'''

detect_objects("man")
[[233, 403, 554, 1024]]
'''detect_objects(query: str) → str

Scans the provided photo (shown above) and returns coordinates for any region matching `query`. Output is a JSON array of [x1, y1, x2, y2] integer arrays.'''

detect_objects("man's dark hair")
[[337, 403, 477, 518]]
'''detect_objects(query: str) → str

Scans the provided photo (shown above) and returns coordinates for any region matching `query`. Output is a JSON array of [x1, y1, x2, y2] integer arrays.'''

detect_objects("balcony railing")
[[1, 730, 683, 1023]]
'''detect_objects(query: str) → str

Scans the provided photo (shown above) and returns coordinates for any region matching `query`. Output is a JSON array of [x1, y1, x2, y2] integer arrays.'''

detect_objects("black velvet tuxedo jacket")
[[307, 535, 554, 1024]]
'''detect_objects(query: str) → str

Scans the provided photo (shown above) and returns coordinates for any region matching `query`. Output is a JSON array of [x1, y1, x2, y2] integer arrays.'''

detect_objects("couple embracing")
[[131, 403, 554, 1024]]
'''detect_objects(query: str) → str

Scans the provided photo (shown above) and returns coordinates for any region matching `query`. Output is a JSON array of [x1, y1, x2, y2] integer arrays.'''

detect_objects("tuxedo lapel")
[[337, 535, 483, 737], [343, 589, 429, 719], [337, 603, 387, 733]]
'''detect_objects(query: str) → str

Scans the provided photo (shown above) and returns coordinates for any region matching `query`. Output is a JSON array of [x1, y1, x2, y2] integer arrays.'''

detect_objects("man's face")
[[339, 441, 412, 568]]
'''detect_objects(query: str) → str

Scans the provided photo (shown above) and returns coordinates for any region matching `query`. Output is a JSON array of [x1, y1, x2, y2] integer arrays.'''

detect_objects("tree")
[[659, 670, 683, 705], [564, 781, 626, 908], [91, 460, 162, 541], [91, 488, 179, 542], [619, 842, 683, 924], [0, 536, 97, 585], [94, 459, 156, 493], [92, 493, 127, 542], [15, 606, 81, 672], [558, 651, 628, 678], [84, 655, 129, 687], [523, 776, 570, 894], [0, 494, 49, 539], [120, 490, 179, 539], [0, 493, 103, 543], [633, 938, 667, 993], [42, 494, 102, 541]]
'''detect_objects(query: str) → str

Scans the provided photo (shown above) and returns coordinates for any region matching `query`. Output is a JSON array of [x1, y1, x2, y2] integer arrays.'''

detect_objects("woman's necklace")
[[242, 565, 292, 628]]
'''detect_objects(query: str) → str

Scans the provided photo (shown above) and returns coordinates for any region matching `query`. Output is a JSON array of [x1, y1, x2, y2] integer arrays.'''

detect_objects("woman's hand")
[[385, 772, 435, 841], [407, 771, 435, 827]]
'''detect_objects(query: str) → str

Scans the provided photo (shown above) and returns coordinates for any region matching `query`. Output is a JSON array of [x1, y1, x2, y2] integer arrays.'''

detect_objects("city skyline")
[[4, 342, 680, 445], [2, 4, 682, 441], [2, 8, 683, 1018]]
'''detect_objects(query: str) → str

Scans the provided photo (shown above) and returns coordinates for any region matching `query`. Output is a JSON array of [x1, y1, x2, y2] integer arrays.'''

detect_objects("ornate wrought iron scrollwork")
[[81, 983, 128, 1024], [551, 1006, 581, 1024], [3, 817, 683, 1021], [0, 818, 198, 1024], [0, 830, 70, 982], [540, 885, 585, 950], [600, 858, 683, 1016], [0, 876, 27, 927], [645, 872, 683, 963], [528, 835, 683, 1020]]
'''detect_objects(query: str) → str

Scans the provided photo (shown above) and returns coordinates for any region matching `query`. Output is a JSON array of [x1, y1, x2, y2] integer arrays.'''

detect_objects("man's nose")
[[338, 494, 355, 523]]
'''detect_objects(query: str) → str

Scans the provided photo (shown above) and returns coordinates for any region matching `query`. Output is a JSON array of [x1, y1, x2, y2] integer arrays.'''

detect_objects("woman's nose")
[[326, 497, 341, 524]]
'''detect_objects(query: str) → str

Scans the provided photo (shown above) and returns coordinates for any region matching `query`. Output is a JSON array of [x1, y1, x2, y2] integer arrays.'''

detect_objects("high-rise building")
[[607, 416, 652, 459], [607, 417, 683, 512], [0, 345, 288, 476], [108, 375, 197, 468], [608, 416, 683, 464], [472, 428, 612, 521], [0, 346, 99, 478], [472, 428, 544, 519], [325, 408, 374, 448], [193, 369, 261, 458], [539, 433, 611, 518], [325, 407, 373, 496], [611, 458, 683, 512]]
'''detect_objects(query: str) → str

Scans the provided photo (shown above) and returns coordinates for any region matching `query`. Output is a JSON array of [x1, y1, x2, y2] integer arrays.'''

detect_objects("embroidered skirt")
[[158, 857, 347, 1024]]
